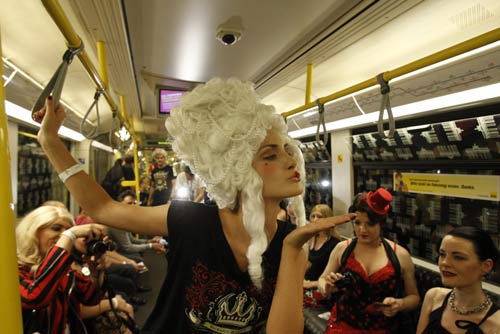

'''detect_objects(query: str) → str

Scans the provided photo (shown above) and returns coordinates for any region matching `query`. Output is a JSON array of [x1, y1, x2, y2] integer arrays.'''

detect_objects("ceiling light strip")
[[5, 100, 85, 142], [2, 57, 92, 125]]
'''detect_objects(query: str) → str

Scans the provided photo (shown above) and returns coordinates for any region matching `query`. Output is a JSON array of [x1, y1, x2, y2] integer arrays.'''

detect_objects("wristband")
[[61, 230, 76, 241], [58, 163, 85, 183]]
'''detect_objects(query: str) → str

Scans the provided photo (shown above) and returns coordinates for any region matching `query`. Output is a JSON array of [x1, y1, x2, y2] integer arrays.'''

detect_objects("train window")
[[352, 110, 500, 287], [16, 126, 69, 215]]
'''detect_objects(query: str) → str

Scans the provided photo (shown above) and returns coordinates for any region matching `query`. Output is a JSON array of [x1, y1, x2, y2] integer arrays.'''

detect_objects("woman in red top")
[[318, 189, 420, 334], [17, 205, 105, 334]]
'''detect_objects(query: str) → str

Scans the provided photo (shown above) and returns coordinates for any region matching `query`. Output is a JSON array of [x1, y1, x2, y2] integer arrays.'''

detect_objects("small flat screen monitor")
[[159, 89, 185, 114]]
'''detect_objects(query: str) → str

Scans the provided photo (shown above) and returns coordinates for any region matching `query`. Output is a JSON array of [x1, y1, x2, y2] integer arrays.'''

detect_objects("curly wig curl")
[[166, 78, 306, 287]]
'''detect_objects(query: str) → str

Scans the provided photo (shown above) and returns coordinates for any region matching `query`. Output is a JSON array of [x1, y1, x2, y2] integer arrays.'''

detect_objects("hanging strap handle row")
[[376, 73, 395, 138], [31, 44, 84, 121]]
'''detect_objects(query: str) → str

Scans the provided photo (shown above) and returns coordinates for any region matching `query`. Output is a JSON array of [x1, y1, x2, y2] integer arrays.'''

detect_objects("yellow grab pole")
[[0, 33, 23, 334], [119, 95, 128, 128], [133, 142, 140, 203], [120, 142, 139, 198], [305, 63, 313, 104], [97, 41, 109, 90], [283, 27, 500, 118]]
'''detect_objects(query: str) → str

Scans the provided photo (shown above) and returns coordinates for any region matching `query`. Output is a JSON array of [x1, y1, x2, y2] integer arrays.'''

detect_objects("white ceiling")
[[1, 0, 500, 144]]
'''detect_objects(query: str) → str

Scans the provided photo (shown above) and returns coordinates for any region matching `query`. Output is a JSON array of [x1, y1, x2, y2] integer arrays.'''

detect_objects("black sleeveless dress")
[[422, 291, 499, 334]]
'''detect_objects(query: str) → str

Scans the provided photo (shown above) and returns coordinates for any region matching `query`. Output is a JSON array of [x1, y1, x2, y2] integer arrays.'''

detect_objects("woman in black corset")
[[417, 225, 500, 334]]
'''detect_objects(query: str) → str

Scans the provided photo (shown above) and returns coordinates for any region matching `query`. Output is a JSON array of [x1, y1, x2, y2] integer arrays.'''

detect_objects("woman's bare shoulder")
[[425, 287, 450, 304]]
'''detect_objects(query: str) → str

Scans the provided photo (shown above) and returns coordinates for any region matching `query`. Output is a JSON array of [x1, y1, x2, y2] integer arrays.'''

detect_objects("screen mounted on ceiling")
[[159, 89, 185, 114]]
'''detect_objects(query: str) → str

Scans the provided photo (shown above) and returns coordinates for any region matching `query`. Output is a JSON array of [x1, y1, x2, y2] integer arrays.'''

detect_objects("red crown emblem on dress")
[[366, 188, 392, 215]]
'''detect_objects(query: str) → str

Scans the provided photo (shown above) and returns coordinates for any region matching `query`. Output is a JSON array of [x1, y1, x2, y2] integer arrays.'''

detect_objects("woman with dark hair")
[[417, 226, 500, 334], [318, 188, 420, 333]]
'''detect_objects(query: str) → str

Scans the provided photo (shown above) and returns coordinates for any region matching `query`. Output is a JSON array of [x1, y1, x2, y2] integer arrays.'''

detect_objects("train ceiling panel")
[[1, 0, 499, 145]]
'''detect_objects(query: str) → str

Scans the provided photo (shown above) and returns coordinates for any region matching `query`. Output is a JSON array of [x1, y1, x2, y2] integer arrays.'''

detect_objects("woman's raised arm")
[[36, 97, 168, 236]]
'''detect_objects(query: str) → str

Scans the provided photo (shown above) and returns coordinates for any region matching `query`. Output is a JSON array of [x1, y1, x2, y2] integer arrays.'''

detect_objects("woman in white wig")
[[35, 78, 353, 334]]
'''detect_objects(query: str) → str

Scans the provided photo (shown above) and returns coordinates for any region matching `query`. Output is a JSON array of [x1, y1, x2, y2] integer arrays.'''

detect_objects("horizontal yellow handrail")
[[283, 27, 500, 118]]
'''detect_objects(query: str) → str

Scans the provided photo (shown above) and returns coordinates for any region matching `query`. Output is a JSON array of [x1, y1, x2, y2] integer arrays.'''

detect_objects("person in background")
[[417, 226, 500, 334], [139, 175, 151, 206], [101, 158, 126, 200], [303, 204, 341, 290], [319, 188, 420, 333], [121, 152, 135, 183], [147, 148, 175, 206], [277, 199, 289, 222], [107, 190, 166, 262], [33, 78, 358, 333], [173, 165, 205, 202], [17, 205, 105, 334]]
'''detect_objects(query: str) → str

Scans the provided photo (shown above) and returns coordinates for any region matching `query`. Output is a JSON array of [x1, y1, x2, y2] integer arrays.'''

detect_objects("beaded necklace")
[[448, 289, 492, 315]]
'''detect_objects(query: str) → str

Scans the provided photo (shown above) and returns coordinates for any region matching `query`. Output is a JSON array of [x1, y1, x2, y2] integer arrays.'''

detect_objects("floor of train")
[[134, 250, 167, 327]]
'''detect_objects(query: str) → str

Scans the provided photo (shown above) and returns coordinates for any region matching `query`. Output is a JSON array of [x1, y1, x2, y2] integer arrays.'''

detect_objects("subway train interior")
[[1, 0, 500, 333]]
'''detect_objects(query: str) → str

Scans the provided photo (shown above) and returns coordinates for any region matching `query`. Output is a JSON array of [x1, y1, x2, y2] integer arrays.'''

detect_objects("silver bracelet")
[[58, 164, 85, 183], [61, 230, 76, 241]]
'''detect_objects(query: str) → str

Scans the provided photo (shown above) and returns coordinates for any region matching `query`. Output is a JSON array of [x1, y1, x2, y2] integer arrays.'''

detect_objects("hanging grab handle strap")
[[80, 90, 103, 139], [31, 44, 84, 121], [315, 99, 330, 160], [376, 73, 395, 138]]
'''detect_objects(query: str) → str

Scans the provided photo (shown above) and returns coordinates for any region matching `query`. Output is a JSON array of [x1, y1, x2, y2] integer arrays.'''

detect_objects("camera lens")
[[86, 240, 107, 257], [221, 34, 236, 45]]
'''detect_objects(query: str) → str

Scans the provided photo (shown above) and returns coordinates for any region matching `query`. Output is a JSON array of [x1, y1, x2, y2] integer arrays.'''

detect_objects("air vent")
[[450, 3, 494, 30]]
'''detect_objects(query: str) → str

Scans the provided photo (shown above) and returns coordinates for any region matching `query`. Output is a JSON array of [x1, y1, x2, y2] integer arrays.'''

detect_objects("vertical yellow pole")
[[0, 33, 23, 334], [97, 40, 109, 90], [305, 63, 313, 104], [133, 141, 140, 204], [119, 95, 128, 126]]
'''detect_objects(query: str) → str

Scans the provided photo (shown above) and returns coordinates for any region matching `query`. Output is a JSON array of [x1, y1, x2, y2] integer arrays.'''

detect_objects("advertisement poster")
[[393, 172, 500, 201]]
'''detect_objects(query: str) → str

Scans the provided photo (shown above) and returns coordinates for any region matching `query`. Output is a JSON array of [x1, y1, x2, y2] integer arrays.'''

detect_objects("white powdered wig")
[[166, 78, 306, 287]]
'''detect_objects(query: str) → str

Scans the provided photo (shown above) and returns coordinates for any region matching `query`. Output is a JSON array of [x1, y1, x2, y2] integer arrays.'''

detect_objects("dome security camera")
[[216, 28, 242, 45], [216, 16, 244, 46]]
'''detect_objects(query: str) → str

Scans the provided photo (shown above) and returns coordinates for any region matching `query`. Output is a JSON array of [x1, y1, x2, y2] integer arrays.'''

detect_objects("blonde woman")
[[17, 205, 105, 334], [304, 204, 341, 290]]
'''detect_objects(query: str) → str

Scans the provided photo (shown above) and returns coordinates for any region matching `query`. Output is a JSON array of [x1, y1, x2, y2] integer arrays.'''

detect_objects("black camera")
[[334, 271, 356, 290], [86, 240, 114, 257]]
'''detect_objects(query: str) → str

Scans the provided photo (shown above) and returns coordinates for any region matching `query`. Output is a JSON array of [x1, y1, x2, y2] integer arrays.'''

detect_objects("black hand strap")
[[376, 73, 395, 138], [31, 44, 84, 121]]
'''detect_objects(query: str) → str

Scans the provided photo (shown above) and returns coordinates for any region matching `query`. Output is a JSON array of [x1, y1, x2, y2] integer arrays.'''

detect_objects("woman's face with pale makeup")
[[252, 128, 302, 200]]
